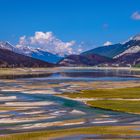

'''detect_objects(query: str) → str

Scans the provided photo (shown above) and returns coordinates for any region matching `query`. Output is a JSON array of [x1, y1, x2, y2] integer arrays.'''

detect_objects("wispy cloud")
[[103, 41, 112, 46], [131, 11, 140, 20], [16, 31, 77, 56]]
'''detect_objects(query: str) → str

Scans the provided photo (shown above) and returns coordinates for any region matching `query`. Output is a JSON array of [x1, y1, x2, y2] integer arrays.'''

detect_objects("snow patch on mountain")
[[0, 41, 14, 51], [114, 45, 140, 58], [132, 35, 140, 41], [0, 41, 62, 64]]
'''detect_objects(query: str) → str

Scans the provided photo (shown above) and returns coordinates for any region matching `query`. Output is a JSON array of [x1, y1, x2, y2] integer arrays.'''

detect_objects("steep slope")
[[31, 48, 63, 64], [114, 46, 140, 58], [59, 54, 112, 66], [0, 41, 15, 51], [110, 35, 140, 66], [114, 35, 140, 58], [16, 45, 62, 64], [0, 48, 53, 68], [82, 43, 123, 58], [59, 35, 140, 66], [0, 41, 62, 64], [113, 52, 140, 66], [82, 35, 140, 59]]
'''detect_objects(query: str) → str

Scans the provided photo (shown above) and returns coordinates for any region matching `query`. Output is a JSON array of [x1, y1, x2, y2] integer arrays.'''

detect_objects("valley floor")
[[61, 86, 140, 114], [0, 81, 140, 139], [0, 67, 140, 139], [1, 125, 140, 140]]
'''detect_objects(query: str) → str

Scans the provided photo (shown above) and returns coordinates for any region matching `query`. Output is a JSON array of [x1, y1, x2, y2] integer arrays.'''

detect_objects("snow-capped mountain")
[[114, 51, 140, 66], [0, 41, 62, 64], [82, 34, 140, 59], [132, 34, 140, 41], [60, 34, 140, 67], [30, 48, 63, 64], [0, 43, 53, 68], [16, 45, 63, 64], [82, 43, 123, 58], [1, 33, 140, 67], [114, 45, 140, 58], [114, 35, 140, 58], [0, 41, 15, 51], [82, 41, 139, 59], [111, 35, 140, 66]]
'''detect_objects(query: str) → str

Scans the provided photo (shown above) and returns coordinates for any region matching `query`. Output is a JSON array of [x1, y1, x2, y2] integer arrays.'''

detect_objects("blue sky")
[[0, 0, 140, 51]]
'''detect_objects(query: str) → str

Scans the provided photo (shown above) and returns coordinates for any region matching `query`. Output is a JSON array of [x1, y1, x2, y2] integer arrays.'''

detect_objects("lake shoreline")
[[0, 67, 140, 139], [0, 67, 140, 80]]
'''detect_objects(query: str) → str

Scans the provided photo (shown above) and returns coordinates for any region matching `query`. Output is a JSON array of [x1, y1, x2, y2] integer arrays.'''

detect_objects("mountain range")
[[60, 35, 140, 67], [0, 41, 63, 64], [0, 46, 53, 68], [0, 34, 140, 67]]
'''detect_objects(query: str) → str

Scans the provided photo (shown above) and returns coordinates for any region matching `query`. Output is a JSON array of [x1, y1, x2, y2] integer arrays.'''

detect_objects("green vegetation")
[[1, 126, 140, 140], [63, 87, 140, 114], [135, 64, 140, 68], [0, 107, 16, 111], [87, 100, 140, 114], [64, 87, 140, 99]]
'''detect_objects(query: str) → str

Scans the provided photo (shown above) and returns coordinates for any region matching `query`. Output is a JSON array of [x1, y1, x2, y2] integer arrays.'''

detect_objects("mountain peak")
[[0, 41, 14, 51], [132, 34, 140, 41]]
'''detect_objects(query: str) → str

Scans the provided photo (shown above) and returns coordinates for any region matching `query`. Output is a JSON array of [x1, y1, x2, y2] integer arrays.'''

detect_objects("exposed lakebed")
[[0, 68, 140, 137]]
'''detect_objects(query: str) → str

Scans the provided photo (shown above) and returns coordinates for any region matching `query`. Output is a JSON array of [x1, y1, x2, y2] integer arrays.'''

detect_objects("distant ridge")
[[0, 47, 53, 68], [0, 33, 140, 67], [59, 54, 112, 66], [82, 34, 140, 59], [82, 43, 123, 58], [0, 41, 62, 64], [60, 34, 140, 67]]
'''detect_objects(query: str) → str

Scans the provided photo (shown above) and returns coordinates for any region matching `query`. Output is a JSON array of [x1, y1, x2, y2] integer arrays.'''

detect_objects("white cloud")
[[131, 11, 140, 20], [103, 41, 112, 46], [16, 31, 76, 56]]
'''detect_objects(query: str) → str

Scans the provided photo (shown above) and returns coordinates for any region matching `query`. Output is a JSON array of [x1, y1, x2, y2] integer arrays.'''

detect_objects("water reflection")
[[1, 68, 140, 80]]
